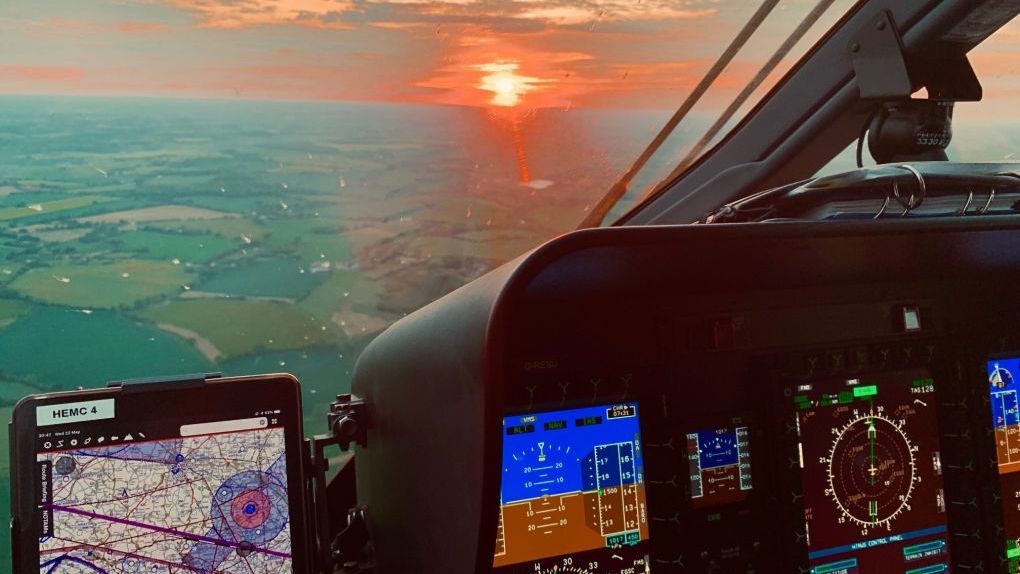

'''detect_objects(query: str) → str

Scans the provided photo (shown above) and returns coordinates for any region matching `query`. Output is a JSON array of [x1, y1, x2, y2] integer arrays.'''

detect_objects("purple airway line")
[[44, 504, 292, 559]]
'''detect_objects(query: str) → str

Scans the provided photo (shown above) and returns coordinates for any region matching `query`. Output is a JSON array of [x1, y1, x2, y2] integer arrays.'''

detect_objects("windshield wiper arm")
[[578, 0, 781, 229], [658, 0, 840, 194]]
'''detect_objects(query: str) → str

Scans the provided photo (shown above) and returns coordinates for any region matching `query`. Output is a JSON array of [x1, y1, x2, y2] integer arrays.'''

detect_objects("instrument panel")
[[351, 220, 1020, 573], [497, 327, 1002, 573]]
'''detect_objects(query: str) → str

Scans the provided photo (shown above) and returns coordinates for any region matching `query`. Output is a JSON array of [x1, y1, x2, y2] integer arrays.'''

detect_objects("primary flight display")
[[494, 403, 650, 573]]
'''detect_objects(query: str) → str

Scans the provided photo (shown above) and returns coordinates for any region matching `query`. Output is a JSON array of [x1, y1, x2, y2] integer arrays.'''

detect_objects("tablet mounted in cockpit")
[[8, 373, 309, 574]]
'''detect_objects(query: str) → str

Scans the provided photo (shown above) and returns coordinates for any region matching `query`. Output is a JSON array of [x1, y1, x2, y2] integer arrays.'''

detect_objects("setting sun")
[[494, 78, 516, 95], [478, 62, 542, 107]]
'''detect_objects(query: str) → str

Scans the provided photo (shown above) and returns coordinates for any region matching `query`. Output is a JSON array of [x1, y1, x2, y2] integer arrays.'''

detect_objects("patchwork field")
[[79, 204, 235, 223], [0, 195, 114, 221], [9, 259, 191, 308], [0, 299, 30, 329], [136, 299, 339, 357], [194, 256, 330, 299], [0, 306, 214, 390], [146, 217, 268, 240], [95, 229, 240, 263], [0, 95, 668, 570]]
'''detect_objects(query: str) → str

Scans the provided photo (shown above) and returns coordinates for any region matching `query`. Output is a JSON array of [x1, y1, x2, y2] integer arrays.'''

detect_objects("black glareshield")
[[9, 373, 308, 574]]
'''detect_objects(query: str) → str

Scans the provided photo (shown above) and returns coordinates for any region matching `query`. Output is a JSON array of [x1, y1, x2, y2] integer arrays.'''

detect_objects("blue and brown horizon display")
[[685, 425, 753, 508], [987, 357, 1020, 570], [495, 403, 649, 568]]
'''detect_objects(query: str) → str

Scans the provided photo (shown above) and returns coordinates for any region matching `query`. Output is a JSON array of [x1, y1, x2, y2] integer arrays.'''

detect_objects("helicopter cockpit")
[[9, 1, 1020, 573]]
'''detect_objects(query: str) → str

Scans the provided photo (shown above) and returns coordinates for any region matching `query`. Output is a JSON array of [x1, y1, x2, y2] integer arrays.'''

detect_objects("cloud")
[[117, 21, 169, 33], [1, 0, 743, 109], [161, 0, 717, 31], [353, 51, 383, 60], [32, 17, 168, 35], [165, 0, 355, 29], [0, 66, 86, 81], [517, 4, 716, 26]]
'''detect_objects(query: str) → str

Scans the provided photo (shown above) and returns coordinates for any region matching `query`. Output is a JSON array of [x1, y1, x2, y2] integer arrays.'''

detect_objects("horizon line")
[[0, 90, 685, 113]]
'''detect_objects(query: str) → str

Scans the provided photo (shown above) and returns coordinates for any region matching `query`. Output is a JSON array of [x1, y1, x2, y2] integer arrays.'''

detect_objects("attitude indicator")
[[495, 403, 650, 573], [686, 425, 752, 508]]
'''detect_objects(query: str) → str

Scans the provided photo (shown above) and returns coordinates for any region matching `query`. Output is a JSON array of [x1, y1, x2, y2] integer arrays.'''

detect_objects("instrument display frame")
[[984, 352, 1020, 570], [494, 400, 652, 574], [781, 365, 955, 573], [8, 373, 309, 574]]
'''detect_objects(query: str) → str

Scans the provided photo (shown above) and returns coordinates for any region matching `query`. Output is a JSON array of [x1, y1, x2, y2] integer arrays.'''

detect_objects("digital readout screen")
[[494, 403, 649, 570], [685, 425, 752, 508], [794, 370, 950, 573]]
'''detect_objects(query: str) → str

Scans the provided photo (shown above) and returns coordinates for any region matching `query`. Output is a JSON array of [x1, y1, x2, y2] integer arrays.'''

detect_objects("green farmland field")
[[9, 259, 191, 308]]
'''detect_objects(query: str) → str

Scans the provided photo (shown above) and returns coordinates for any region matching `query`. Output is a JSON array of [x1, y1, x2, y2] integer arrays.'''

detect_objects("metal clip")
[[892, 164, 926, 216], [955, 189, 974, 215], [985, 171, 1020, 215], [874, 193, 891, 219], [977, 186, 996, 214]]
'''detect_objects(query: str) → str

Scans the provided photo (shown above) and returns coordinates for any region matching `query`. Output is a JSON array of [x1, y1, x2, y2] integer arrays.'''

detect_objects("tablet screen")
[[27, 383, 300, 573]]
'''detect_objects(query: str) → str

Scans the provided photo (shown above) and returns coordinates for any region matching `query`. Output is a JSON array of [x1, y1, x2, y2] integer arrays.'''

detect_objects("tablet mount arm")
[[306, 393, 374, 574]]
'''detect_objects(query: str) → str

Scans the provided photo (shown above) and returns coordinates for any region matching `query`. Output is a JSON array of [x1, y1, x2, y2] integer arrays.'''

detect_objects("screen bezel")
[[983, 352, 1020, 568], [683, 420, 755, 510], [494, 400, 651, 571], [9, 373, 309, 574], [790, 367, 952, 571]]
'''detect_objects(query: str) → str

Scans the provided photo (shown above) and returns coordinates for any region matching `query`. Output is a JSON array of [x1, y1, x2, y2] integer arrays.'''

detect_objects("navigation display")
[[793, 370, 950, 573], [493, 403, 650, 572], [17, 380, 304, 574], [37, 424, 291, 573], [988, 357, 1020, 569], [686, 425, 752, 508]]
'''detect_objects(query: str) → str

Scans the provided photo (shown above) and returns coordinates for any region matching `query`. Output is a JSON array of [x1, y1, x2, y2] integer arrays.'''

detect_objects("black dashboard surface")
[[351, 218, 1020, 573]]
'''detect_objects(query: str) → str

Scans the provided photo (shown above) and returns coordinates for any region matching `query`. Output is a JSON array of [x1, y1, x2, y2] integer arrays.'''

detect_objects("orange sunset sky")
[[0, 1, 1018, 110]]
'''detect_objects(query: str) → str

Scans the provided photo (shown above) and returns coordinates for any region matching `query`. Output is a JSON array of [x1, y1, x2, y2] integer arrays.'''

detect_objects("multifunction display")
[[494, 403, 650, 573], [36, 414, 293, 573], [793, 370, 950, 573], [686, 425, 752, 508], [989, 357, 1020, 569]]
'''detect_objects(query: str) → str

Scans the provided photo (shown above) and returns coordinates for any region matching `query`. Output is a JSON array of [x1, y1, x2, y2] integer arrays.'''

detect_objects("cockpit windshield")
[[0, 0, 984, 567]]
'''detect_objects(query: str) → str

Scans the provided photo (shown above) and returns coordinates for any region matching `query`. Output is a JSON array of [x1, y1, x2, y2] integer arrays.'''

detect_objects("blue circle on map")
[[209, 470, 288, 546], [176, 453, 185, 463]]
